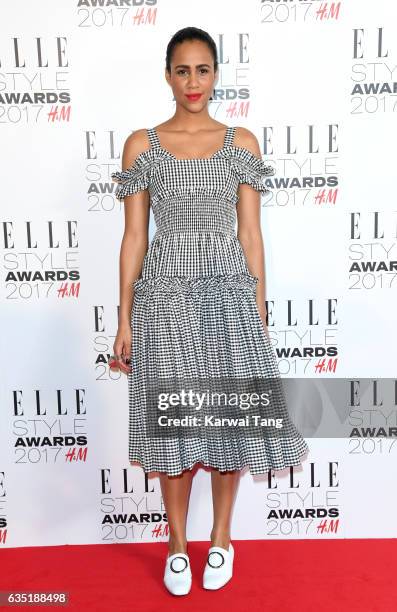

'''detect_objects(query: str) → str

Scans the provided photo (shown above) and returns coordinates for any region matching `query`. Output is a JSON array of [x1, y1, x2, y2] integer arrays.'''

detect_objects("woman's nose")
[[188, 74, 199, 87]]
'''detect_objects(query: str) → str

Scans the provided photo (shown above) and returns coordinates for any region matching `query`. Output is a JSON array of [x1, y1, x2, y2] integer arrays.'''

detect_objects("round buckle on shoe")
[[207, 551, 225, 568], [170, 556, 189, 573]]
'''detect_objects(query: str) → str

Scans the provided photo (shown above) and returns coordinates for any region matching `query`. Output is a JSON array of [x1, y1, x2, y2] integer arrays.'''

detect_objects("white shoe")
[[163, 552, 192, 596], [203, 542, 234, 590]]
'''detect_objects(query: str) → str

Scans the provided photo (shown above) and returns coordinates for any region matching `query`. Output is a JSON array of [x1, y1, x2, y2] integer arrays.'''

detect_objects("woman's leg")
[[209, 469, 240, 548], [159, 470, 194, 556]]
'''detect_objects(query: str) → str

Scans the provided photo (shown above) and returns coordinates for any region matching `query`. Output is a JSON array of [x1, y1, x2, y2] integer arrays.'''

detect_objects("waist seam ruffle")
[[133, 272, 258, 295]]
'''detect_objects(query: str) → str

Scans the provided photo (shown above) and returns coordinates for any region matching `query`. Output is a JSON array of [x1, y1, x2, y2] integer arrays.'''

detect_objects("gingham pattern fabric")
[[111, 126, 308, 476]]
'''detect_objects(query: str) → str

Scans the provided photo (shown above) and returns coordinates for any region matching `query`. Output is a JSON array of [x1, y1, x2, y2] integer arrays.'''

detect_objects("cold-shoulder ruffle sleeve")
[[231, 148, 275, 194], [111, 152, 151, 200]]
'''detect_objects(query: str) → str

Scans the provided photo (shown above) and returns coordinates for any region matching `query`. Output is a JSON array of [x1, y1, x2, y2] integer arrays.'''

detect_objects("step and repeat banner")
[[1, 1, 396, 548]]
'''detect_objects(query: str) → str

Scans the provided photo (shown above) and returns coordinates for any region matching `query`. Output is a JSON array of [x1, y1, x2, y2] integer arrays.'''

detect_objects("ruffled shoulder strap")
[[111, 129, 164, 201], [223, 126, 236, 147], [215, 127, 275, 194], [230, 146, 275, 194], [147, 127, 161, 149]]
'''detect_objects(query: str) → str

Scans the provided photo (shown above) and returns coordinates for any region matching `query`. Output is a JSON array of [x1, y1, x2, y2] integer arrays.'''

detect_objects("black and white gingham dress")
[[111, 126, 308, 476]]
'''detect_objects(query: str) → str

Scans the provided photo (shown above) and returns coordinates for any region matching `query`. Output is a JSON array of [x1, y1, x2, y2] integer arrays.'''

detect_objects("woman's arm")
[[112, 130, 151, 373], [234, 127, 269, 330], [118, 129, 151, 328]]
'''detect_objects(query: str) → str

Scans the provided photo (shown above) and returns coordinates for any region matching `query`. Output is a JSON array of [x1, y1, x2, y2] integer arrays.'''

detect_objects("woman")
[[109, 26, 308, 596]]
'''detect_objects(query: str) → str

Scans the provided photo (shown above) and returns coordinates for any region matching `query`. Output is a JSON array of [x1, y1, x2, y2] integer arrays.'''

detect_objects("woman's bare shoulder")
[[233, 126, 262, 158], [121, 129, 151, 168]]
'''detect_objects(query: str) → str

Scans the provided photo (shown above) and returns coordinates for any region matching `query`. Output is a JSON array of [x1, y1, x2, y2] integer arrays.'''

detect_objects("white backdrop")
[[1, 0, 397, 548]]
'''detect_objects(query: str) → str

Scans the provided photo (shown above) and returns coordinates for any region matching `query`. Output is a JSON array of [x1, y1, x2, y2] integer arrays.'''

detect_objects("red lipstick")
[[185, 93, 202, 101]]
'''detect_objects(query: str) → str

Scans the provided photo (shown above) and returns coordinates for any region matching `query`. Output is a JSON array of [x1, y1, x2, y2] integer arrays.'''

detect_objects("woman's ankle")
[[167, 536, 188, 556], [210, 529, 230, 549]]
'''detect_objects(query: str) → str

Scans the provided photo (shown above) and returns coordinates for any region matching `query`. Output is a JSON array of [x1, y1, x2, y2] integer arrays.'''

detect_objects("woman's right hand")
[[110, 324, 132, 374]]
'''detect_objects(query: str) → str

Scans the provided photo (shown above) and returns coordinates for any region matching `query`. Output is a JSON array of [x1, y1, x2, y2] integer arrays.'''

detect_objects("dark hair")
[[165, 27, 218, 73]]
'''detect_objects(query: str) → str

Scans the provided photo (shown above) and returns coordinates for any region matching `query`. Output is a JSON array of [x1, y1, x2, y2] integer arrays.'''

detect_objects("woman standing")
[[110, 26, 308, 596]]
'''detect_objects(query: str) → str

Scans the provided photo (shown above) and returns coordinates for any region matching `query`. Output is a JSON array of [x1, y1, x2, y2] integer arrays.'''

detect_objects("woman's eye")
[[176, 68, 209, 76]]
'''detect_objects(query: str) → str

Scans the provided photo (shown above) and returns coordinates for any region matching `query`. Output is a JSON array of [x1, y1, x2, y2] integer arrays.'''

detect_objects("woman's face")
[[165, 39, 217, 110]]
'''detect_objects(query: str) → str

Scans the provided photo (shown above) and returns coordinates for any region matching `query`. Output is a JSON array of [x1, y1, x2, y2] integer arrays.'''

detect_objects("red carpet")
[[1, 539, 395, 611]]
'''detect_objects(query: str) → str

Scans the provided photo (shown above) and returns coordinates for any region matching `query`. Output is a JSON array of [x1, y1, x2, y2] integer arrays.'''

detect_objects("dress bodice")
[[111, 126, 275, 236]]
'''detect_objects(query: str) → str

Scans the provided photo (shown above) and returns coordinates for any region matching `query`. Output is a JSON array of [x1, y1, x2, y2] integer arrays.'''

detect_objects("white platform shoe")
[[163, 552, 192, 596], [203, 542, 234, 590]]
